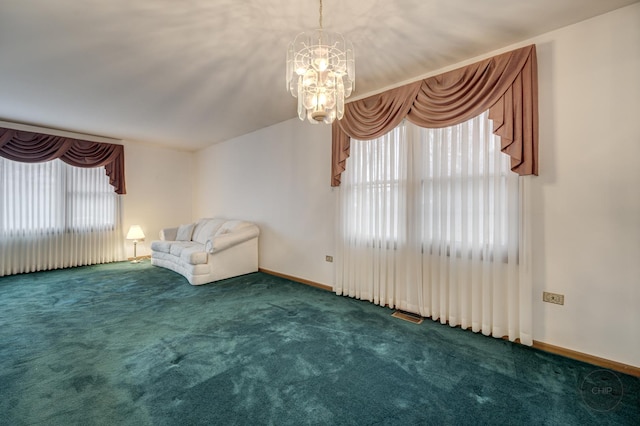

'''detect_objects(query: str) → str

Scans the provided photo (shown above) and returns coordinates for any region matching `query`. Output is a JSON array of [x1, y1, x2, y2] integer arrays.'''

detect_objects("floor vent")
[[391, 310, 423, 324]]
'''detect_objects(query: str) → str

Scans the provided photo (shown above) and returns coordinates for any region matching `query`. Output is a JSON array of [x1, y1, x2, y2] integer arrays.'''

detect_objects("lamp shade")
[[126, 225, 145, 240]]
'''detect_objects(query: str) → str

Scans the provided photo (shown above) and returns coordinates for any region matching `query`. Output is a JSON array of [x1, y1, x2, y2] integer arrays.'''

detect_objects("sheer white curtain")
[[0, 158, 124, 276], [336, 112, 532, 344]]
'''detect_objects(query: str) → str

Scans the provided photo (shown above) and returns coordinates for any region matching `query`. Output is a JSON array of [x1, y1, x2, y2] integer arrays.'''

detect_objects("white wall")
[[122, 140, 194, 258], [193, 4, 640, 367], [530, 5, 640, 367], [193, 119, 335, 285]]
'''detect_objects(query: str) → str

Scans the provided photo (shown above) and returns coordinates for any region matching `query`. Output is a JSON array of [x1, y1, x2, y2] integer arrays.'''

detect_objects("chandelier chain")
[[319, 0, 323, 29]]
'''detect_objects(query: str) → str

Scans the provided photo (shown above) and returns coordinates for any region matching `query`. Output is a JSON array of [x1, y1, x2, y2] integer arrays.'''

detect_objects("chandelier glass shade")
[[286, 4, 354, 124]]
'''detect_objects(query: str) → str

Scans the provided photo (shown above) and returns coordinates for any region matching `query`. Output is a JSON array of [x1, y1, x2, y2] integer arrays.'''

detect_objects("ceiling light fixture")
[[286, 0, 355, 124]]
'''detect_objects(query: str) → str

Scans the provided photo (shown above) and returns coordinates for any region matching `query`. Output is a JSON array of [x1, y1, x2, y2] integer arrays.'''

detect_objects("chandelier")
[[286, 0, 355, 124]]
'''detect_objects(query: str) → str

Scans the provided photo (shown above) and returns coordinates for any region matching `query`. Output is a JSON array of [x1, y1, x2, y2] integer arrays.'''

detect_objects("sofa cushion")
[[159, 227, 178, 242], [192, 218, 225, 245], [150, 240, 172, 253], [176, 223, 195, 241], [164, 242, 207, 265], [169, 241, 200, 258], [180, 246, 208, 265]]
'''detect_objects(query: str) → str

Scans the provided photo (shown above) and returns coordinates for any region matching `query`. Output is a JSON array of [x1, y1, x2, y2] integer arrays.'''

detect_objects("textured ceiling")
[[0, 0, 637, 150]]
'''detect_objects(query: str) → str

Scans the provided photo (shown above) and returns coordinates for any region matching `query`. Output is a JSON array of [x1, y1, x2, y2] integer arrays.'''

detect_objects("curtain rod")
[[0, 119, 122, 144]]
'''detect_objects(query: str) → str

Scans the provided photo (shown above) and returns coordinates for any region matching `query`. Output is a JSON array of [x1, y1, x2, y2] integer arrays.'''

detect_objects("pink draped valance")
[[0, 127, 126, 194], [332, 44, 538, 186]]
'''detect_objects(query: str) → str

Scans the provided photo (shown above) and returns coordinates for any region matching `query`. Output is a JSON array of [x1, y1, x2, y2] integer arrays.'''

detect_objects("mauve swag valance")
[[332, 44, 538, 186], [0, 128, 126, 194]]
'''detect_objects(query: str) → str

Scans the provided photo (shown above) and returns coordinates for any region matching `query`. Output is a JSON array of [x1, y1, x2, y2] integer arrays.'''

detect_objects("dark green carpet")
[[0, 262, 637, 425]]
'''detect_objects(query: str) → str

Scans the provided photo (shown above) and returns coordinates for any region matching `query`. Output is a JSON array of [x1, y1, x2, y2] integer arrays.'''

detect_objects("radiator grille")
[[391, 310, 423, 324]]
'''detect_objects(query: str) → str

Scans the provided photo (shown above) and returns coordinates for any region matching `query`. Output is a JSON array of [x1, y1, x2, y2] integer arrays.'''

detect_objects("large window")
[[336, 112, 525, 341], [1, 158, 118, 234], [333, 45, 536, 345], [0, 157, 123, 276], [417, 115, 517, 260], [342, 112, 518, 259], [341, 125, 404, 247]]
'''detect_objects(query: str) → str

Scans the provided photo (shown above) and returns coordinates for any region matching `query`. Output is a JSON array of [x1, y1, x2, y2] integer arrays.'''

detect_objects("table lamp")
[[126, 225, 145, 263]]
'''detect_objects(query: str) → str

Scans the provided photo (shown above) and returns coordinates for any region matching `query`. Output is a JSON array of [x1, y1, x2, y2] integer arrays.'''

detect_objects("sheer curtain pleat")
[[0, 158, 124, 276], [337, 112, 532, 344]]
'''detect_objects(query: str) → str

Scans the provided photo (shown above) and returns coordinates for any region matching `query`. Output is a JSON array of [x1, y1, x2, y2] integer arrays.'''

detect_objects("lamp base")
[[130, 240, 142, 264]]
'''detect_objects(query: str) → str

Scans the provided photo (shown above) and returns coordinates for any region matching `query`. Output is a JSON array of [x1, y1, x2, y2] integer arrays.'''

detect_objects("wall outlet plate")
[[325, 255, 333, 263], [543, 291, 564, 305]]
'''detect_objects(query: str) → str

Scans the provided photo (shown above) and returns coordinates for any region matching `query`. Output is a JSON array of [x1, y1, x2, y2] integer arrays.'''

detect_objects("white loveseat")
[[150, 218, 259, 285]]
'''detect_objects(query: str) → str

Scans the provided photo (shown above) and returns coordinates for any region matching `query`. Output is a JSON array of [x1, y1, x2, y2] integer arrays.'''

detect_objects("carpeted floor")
[[0, 261, 637, 425]]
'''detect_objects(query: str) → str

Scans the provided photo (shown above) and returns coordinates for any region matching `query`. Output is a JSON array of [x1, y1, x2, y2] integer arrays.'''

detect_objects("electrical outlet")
[[543, 291, 564, 305], [325, 255, 333, 263]]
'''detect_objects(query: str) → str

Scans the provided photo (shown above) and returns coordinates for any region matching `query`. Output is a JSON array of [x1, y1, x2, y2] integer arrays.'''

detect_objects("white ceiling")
[[0, 0, 637, 151]]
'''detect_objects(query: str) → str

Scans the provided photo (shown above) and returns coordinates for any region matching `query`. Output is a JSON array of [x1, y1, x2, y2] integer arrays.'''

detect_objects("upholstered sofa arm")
[[160, 227, 179, 241], [206, 226, 259, 254]]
